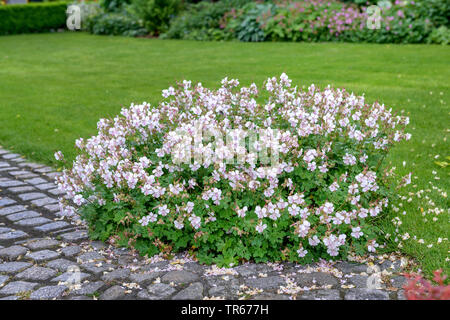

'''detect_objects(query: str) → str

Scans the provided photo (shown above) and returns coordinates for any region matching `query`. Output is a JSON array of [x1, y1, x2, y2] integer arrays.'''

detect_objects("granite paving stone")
[[25, 239, 60, 250], [130, 272, 163, 285], [0, 275, 9, 287], [8, 186, 36, 193], [61, 230, 88, 242], [24, 178, 48, 185], [147, 283, 176, 298], [0, 296, 18, 300], [244, 276, 285, 290], [2, 154, 21, 160], [35, 183, 57, 190], [0, 198, 16, 206], [251, 293, 290, 300], [18, 193, 46, 201], [45, 172, 61, 179], [60, 245, 82, 257], [334, 262, 369, 274], [71, 281, 105, 296], [299, 289, 342, 300], [47, 259, 79, 272], [172, 282, 204, 300], [52, 271, 91, 283], [137, 290, 159, 300], [6, 211, 40, 222], [30, 285, 67, 300], [0, 180, 25, 187], [16, 173, 39, 179], [20, 163, 44, 169], [0, 245, 27, 260], [81, 262, 114, 276], [35, 221, 70, 232], [16, 266, 57, 281], [9, 170, 32, 176], [44, 204, 60, 212], [99, 285, 125, 300], [344, 288, 390, 300], [161, 270, 199, 285], [0, 281, 38, 295], [348, 274, 372, 288], [0, 262, 32, 274], [390, 276, 408, 288], [78, 252, 105, 263], [30, 197, 58, 207], [16, 217, 52, 227], [0, 230, 28, 241], [48, 188, 66, 196], [0, 205, 27, 216], [295, 272, 339, 287], [35, 167, 53, 173], [102, 268, 131, 282], [26, 250, 60, 262], [0, 227, 11, 234]]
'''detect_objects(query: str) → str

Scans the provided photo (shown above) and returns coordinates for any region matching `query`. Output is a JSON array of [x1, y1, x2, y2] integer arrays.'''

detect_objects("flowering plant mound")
[[55, 74, 411, 266]]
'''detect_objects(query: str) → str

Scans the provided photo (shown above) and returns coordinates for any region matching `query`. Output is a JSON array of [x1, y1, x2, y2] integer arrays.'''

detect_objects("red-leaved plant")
[[403, 269, 450, 300]]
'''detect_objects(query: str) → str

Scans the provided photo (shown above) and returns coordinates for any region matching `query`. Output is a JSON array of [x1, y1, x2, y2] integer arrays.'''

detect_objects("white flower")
[[329, 182, 339, 192], [351, 227, 363, 239], [139, 213, 157, 226], [54, 151, 64, 161], [255, 206, 267, 219], [308, 235, 320, 246], [343, 153, 357, 166], [158, 205, 170, 216], [367, 240, 379, 253], [322, 202, 334, 215], [255, 222, 267, 234], [188, 214, 201, 230], [174, 220, 184, 230], [237, 206, 248, 218], [297, 248, 308, 258]]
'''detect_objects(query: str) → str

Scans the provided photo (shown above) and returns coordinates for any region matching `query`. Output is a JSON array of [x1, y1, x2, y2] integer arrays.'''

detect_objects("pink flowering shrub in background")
[[55, 74, 411, 266], [260, 0, 436, 43]]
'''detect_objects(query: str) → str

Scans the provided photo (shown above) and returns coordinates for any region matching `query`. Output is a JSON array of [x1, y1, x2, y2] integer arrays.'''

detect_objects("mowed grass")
[[0, 33, 448, 277]]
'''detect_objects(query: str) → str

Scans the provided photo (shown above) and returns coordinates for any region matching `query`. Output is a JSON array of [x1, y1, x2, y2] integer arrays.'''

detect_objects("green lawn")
[[0, 32, 448, 277]]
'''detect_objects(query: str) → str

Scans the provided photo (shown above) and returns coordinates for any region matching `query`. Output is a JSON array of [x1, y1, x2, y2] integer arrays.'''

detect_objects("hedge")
[[0, 2, 68, 35]]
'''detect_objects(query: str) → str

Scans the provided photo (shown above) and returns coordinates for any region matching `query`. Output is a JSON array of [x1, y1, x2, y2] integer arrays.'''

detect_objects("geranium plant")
[[55, 74, 411, 266]]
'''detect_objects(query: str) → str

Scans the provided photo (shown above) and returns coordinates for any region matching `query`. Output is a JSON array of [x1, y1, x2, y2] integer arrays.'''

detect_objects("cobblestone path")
[[0, 148, 408, 300]]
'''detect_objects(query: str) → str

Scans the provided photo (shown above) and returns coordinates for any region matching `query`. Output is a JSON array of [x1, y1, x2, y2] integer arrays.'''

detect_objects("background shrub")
[[224, 2, 276, 42], [100, 0, 132, 12], [259, 0, 447, 44], [426, 26, 450, 45], [0, 2, 67, 35], [161, 0, 255, 40], [82, 0, 449, 44], [412, 0, 449, 28], [340, 0, 378, 5], [262, 0, 352, 42], [84, 11, 147, 36], [128, 0, 183, 36]]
